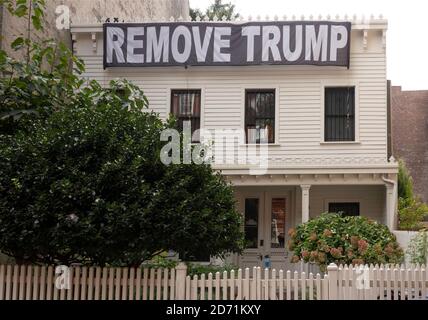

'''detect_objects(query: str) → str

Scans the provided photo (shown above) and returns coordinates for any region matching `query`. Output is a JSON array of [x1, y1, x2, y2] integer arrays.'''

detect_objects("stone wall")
[[0, 0, 189, 60], [391, 86, 428, 203]]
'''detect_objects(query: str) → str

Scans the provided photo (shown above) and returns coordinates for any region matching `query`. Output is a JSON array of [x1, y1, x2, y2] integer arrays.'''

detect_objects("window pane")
[[325, 87, 355, 142], [244, 199, 259, 249], [245, 90, 275, 144], [328, 202, 360, 217], [271, 198, 286, 249], [171, 90, 201, 142]]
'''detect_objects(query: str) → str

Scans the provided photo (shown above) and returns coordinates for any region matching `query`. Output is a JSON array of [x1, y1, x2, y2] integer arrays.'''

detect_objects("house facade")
[[71, 16, 397, 271]]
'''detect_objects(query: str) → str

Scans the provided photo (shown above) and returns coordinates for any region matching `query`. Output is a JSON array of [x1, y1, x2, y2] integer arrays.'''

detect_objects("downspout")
[[382, 176, 398, 230]]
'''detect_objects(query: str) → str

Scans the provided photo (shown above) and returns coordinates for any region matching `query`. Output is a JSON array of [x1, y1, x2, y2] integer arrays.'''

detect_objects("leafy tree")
[[0, 0, 47, 63], [0, 0, 244, 267], [0, 41, 85, 134], [288, 214, 404, 271], [190, 0, 240, 21], [189, 7, 204, 21], [0, 0, 84, 135], [0, 79, 243, 266]]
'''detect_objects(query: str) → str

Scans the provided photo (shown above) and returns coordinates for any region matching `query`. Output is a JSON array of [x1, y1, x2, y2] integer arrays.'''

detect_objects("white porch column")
[[301, 185, 311, 223], [385, 183, 397, 230]]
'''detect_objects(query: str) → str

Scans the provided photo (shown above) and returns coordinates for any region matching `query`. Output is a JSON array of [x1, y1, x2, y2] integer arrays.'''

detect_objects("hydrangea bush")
[[288, 213, 404, 271]]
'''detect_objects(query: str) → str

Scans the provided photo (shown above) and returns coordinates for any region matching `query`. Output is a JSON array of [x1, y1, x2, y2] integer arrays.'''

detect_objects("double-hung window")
[[171, 90, 201, 142], [324, 87, 355, 142], [245, 90, 276, 144]]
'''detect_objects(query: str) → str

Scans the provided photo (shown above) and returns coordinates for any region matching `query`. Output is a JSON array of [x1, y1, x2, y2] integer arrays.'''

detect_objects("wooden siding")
[[74, 29, 388, 168]]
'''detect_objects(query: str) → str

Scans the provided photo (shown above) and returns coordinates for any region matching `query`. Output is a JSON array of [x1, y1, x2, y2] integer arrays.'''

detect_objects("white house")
[[70, 15, 397, 270]]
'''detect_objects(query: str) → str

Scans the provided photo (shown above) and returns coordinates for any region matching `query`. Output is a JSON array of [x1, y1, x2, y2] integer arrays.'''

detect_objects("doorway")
[[237, 189, 293, 271]]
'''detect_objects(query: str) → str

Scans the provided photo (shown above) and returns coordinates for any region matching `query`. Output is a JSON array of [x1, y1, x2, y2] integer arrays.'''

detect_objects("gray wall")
[[1, 0, 189, 60]]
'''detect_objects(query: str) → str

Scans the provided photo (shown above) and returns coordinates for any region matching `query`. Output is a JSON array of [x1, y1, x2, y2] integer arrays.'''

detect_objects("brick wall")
[[391, 86, 428, 202], [0, 0, 189, 60]]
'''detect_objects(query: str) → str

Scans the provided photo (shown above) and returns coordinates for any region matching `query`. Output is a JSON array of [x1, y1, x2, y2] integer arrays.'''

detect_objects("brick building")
[[391, 86, 428, 203]]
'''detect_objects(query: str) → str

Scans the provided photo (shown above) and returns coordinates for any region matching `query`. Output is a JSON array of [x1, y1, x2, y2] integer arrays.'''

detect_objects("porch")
[[222, 171, 398, 271]]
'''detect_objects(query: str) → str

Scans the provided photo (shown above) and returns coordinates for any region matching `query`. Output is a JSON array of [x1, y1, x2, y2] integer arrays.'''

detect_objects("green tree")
[[0, 0, 244, 266], [0, 0, 47, 63], [0, 0, 84, 135], [190, 0, 240, 21], [0, 80, 244, 266], [0, 41, 85, 134]]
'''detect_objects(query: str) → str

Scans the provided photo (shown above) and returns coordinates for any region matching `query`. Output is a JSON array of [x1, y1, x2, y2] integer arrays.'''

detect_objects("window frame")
[[242, 86, 280, 145], [320, 82, 360, 144], [324, 199, 361, 216], [328, 202, 361, 217], [244, 198, 260, 250], [168, 88, 204, 143]]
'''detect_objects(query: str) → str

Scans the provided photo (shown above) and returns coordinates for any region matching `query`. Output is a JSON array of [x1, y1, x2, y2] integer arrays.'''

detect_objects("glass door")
[[240, 193, 264, 269], [266, 194, 291, 271], [239, 190, 292, 271]]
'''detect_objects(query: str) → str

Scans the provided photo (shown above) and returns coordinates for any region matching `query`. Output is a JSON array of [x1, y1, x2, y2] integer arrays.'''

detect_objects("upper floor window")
[[171, 90, 201, 142], [324, 87, 355, 142], [245, 90, 275, 144]]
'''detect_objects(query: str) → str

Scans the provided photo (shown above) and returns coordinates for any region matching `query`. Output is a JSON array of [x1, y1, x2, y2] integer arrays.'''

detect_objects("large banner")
[[103, 21, 351, 69]]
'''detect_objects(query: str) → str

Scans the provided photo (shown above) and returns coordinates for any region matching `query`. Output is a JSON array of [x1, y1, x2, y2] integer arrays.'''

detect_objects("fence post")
[[175, 262, 187, 300], [327, 263, 338, 300]]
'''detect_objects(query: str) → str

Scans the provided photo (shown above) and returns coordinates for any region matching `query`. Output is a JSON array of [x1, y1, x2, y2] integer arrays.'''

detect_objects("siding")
[[308, 185, 386, 224], [74, 28, 388, 168]]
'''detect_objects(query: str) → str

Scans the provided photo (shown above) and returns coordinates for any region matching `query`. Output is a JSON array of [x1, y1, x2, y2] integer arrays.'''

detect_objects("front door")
[[238, 190, 292, 271]]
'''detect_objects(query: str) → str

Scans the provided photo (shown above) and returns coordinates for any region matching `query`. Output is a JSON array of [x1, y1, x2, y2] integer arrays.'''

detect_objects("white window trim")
[[324, 199, 361, 213], [240, 85, 280, 146], [320, 81, 360, 144]]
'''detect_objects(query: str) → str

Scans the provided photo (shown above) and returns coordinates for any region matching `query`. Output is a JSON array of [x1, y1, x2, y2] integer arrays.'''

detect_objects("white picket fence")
[[0, 263, 427, 300]]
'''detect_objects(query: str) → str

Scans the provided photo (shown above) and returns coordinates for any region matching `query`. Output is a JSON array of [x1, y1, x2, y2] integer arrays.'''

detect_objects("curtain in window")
[[245, 90, 275, 144], [171, 90, 201, 142]]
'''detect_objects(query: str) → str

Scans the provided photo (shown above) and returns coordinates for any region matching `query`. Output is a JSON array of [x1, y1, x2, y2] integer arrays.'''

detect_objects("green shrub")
[[142, 254, 179, 270], [186, 263, 238, 278], [398, 198, 428, 231], [397, 160, 428, 231], [406, 230, 428, 265], [288, 213, 404, 271], [398, 160, 414, 200]]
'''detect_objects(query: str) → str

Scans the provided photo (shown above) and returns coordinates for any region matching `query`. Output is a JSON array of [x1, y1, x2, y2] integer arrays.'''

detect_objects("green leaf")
[[31, 15, 42, 31], [11, 37, 25, 50]]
